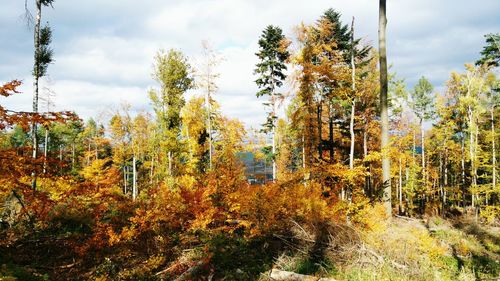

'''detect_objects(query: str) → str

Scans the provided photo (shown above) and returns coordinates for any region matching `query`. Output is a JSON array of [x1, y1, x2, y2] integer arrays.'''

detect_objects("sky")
[[1, 0, 499, 128]]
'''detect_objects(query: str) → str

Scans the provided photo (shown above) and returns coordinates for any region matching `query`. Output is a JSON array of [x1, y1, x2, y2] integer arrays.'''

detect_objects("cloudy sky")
[[1, 0, 499, 128]]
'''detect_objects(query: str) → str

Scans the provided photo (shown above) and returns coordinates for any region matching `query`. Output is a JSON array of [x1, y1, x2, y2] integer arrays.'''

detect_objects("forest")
[[0, 1, 499, 280]]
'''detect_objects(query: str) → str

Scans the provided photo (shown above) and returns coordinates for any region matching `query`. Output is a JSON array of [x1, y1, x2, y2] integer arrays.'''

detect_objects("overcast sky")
[[1, 0, 499, 128]]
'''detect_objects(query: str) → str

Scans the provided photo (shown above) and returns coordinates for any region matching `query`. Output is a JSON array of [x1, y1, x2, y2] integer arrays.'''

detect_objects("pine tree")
[[27, 0, 55, 190], [476, 33, 500, 67], [254, 25, 290, 181]]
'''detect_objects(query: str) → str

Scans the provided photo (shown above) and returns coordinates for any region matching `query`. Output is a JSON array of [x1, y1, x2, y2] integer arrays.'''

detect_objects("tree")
[[410, 76, 435, 182], [25, 0, 55, 190], [181, 96, 209, 174], [150, 49, 194, 180], [476, 33, 500, 67], [197, 41, 222, 171], [379, 0, 391, 215], [255, 25, 290, 181]]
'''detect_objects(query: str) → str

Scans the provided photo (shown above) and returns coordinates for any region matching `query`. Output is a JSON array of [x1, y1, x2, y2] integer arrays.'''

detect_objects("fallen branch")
[[269, 269, 337, 281]]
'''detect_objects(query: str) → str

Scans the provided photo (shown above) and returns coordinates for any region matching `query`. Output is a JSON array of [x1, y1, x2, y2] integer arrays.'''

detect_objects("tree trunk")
[[206, 83, 213, 170], [168, 151, 173, 176], [318, 103, 323, 161], [272, 112, 277, 181], [468, 107, 476, 208], [124, 165, 128, 194], [421, 119, 425, 184], [491, 105, 496, 204], [31, 0, 42, 191], [71, 143, 75, 170], [132, 155, 137, 200], [349, 17, 356, 171], [349, 100, 355, 170], [399, 157, 403, 215], [43, 127, 49, 174], [363, 121, 370, 195], [271, 79, 277, 181], [329, 103, 334, 163], [379, 0, 391, 216], [461, 135, 466, 207]]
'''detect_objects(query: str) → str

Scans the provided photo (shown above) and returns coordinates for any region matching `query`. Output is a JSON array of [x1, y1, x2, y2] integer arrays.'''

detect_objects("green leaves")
[[255, 25, 289, 132], [33, 25, 53, 78], [476, 33, 500, 67], [410, 76, 435, 121]]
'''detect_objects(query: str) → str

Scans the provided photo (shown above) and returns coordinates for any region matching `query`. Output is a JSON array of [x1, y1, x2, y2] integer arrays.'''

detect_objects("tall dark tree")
[[379, 0, 391, 216], [317, 9, 372, 165], [476, 33, 500, 67], [254, 25, 290, 181], [321, 9, 371, 66]]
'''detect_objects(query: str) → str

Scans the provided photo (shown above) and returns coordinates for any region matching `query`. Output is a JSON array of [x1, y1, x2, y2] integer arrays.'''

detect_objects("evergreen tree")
[[476, 33, 500, 67], [321, 9, 371, 66], [254, 25, 290, 181], [27, 0, 55, 190]]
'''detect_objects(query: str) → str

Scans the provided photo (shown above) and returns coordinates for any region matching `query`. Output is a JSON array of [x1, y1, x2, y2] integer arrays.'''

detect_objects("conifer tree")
[[26, 0, 55, 190], [476, 33, 500, 67], [255, 25, 289, 181]]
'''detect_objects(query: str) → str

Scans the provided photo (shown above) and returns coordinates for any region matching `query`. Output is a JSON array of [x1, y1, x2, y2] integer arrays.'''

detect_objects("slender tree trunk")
[[87, 142, 91, 166], [123, 165, 127, 194], [132, 155, 137, 200], [43, 127, 48, 174], [379, 0, 391, 216], [349, 17, 356, 171], [150, 153, 155, 185], [318, 103, 323, 161], [271, 76, 278, 181], [71, 143, 75, 170], [168, 151, 173, 176], [461, 135, 466, 207], [363, 121, 370, 195], [439, 151, 444, 216], [272, 114, 277, 180], [206, 79, 213, 170], [399, 157, 403, 214], [329, 103, 334, 163], [349, 101, 355, 170], [444, 148, 448, 187], [405, 166, 409, 211], [421, 119, 425, 183], [491, 106, 496, 204], [468, 108, 476, 208], [31, 0, 42, 191]]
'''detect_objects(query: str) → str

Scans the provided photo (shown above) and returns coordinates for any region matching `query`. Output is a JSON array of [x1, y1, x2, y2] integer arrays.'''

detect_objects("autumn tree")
[[410, 76, 435, 183], [150, 49, 194, 180], [255, 25, 290, 181], [196, 41, 222, 170]]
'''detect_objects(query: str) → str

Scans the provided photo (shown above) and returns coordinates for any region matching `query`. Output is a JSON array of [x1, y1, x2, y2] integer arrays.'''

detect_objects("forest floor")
[[1, 215, 499, 280]]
